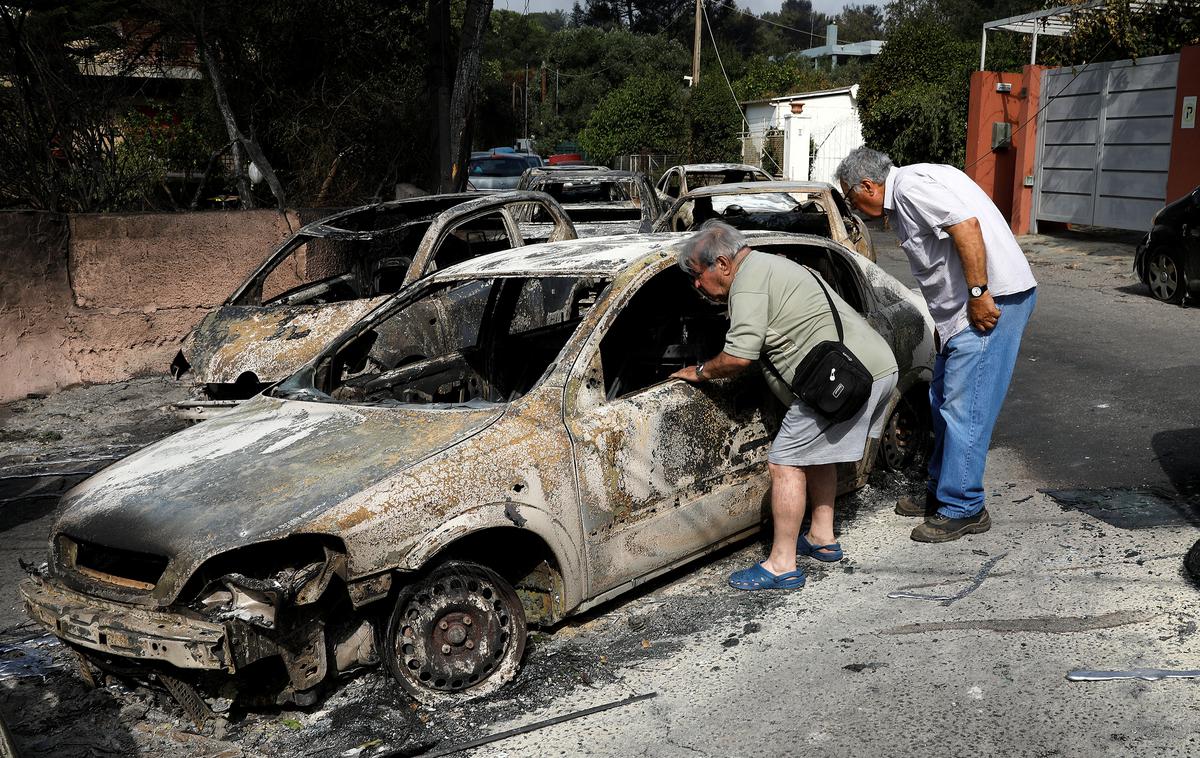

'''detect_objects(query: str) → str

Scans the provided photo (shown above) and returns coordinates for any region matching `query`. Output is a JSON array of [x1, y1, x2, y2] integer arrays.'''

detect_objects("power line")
[[708, 0, 875, 45], [701, 1, 749, 132], [962, 36, 1114, 174]]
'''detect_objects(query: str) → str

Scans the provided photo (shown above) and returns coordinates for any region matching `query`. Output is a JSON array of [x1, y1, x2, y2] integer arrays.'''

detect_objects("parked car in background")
[[655, 163, 772, 205], [169, 192, 577, 419], [653, 181, 876, 261], [467, 153, 533, 191], [21, 229, 933, 710], [1134, 184, 1200, 304], [518, 168, 661, 236]]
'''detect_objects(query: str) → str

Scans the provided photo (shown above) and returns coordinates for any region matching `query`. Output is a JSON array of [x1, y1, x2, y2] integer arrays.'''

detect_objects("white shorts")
[[767, 372, 899, 467]]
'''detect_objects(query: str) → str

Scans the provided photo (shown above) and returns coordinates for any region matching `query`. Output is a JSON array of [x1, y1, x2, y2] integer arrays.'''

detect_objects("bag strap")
[[803, 266, 844, 343], [759, 265, 843, 394]]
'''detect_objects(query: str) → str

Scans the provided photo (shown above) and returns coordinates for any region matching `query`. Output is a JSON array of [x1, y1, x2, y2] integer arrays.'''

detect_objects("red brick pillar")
[[1166, 45, 1200, 204]]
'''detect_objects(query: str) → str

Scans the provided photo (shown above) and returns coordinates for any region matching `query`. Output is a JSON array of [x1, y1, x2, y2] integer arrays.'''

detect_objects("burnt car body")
[[517, 168, 662, 237], [1134, 185, 1200, 305], [22, 231, 934, 707], [171, 191, 576, 419], [653, 181, 876, 262], [655, 162, 772, 205]]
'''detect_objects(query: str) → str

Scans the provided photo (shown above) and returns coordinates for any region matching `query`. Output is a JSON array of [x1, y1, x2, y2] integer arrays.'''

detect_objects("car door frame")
[[561, 256, 774, 604]]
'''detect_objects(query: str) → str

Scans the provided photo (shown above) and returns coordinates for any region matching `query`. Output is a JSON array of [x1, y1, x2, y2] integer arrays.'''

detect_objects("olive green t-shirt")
[[724, 250, 898, 405]]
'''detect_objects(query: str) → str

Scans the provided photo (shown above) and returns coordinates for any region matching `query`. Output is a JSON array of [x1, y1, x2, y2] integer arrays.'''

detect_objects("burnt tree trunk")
[[428, 0, 452, 193], [440, 0, 493, 193], [199, 38, 287, 212]]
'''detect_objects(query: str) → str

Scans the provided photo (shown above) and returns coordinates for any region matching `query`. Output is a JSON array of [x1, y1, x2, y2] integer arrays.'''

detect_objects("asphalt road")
[[2, 228, 1198, 757], [481, 227, 1200, 758], [871, 227, 1200, 496]]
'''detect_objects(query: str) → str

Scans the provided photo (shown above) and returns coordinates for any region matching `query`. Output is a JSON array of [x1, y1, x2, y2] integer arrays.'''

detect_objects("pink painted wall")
[[965, 65, 1049, 235], [0, 210, 300, 403]]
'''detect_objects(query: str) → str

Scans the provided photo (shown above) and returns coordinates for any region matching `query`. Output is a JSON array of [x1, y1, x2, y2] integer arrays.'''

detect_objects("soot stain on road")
[[1043, 487, 1200, 529]]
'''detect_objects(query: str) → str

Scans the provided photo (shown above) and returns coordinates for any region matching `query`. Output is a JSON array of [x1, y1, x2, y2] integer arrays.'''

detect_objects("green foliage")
[[1049, 0, 1200, 65], [579, 72, 686, 163], [734, 55, 835, 101], [109, 105, 210, 209], [685, 76, 742, 162], [859, 14, 976, 166]]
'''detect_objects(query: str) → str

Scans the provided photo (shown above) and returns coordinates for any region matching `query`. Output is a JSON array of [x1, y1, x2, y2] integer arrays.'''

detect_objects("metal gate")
[[1035, 53, 1179, 232], [810, 116, 863, 185]]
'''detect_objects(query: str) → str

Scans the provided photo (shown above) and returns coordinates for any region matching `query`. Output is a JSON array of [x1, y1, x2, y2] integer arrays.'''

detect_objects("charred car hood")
[[53, 395, 503, 600], [183, 299, 386, 384]]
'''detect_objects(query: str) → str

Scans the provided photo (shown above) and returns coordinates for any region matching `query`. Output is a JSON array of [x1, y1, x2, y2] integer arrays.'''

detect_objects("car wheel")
[[384, 561, 527, 704], [878, 393, 928, 471], [1145, 247, 1186, 304], [1186, 538, 1200, 586]]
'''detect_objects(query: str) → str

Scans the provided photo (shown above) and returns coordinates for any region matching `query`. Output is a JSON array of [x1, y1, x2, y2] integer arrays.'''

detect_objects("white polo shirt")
[[883, 164, 1037, 344]]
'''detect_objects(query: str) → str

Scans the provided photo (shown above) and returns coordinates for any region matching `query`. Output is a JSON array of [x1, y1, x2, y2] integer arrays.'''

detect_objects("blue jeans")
[[927, 288, 1037, 518]]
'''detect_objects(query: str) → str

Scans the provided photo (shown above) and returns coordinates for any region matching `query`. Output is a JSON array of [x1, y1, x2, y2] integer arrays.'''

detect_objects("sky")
[[496, 0, 883, 18]]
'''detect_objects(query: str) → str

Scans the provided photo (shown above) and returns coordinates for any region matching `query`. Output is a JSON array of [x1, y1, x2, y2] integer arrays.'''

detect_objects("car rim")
[[391, 565, 524, 697], [880, 398, 920, 470], [1148, 253, 1179, 300]]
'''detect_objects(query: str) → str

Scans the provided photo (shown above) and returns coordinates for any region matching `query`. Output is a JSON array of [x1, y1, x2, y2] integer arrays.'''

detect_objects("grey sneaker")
[[895, 491, 938, 517], [910, 509, 991, 543]]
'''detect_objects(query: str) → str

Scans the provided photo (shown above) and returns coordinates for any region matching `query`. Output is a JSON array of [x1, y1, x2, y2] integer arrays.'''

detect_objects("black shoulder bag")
[[764, 268, 874, 424]]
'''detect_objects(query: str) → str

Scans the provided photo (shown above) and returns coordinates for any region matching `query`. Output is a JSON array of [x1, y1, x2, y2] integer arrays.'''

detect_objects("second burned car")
[[22, 231, 934, 710], [170, 191, 577, 419]]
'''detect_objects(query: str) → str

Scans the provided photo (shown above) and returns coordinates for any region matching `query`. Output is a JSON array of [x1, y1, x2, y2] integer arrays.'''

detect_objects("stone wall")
[[0, 209, 300, 403]]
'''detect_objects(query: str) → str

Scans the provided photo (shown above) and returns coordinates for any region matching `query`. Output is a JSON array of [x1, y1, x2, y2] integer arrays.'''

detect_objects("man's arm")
[[669, 351, 753, 383], [945, 217, 1001, 331]]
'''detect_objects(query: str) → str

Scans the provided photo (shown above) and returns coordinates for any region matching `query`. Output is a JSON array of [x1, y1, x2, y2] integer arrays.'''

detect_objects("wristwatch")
[[969, 283, 989, 298], [695, 362, 706, 380]]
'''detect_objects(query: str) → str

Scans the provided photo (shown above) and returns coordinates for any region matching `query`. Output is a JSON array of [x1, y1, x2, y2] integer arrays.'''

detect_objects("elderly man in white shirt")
[[835, 146, 1037, 543]]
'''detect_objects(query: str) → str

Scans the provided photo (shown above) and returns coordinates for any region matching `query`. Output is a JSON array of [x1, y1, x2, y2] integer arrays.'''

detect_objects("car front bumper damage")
[[20, 574, 234, 671]]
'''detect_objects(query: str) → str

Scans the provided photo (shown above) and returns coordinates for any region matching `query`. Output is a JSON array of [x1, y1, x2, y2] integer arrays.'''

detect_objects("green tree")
[[858, 13, 976, 166], [578, 71, 686, 162], [1050, 0, 1200, 65], [685, 75, 742, 162]]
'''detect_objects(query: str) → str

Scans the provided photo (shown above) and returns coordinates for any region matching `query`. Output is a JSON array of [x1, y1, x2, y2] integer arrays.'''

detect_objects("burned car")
[[171, 191, 576, 419], [22, 231, 933, 708], [1134, 184, 1200, 304], [517, 168, 662, 237], [655, 162, 772, 204], [653, 181, 875, 261]]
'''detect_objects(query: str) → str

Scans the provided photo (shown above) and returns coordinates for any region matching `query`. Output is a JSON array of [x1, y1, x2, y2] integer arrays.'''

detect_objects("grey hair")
[[834, 146, 893, 190], [675, 219, 748, 272]]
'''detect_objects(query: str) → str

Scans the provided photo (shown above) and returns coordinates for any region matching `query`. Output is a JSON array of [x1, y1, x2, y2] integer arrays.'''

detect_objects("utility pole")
[[523, 65, 529, 142], [691, 0, 701, 87]]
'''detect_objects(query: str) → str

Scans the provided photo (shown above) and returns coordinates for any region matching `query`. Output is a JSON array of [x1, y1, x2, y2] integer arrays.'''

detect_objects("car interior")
[[326, 275, 609, 405], [534, 180, 646, 222], [669, 194, 833, 238], [600, 268, 728, 400], [597, 243, 864, 402]]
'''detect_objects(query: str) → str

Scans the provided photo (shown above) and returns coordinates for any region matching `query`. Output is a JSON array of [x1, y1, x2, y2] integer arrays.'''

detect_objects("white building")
[[740, 84, 866, 185]]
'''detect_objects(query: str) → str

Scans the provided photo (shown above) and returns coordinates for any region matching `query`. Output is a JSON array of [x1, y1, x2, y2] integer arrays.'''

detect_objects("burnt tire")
[[1145, 247, 1186, 304], [1186, 538, 1200, 587], [878, 392, 929, 471], [384, 561, 526, 705]]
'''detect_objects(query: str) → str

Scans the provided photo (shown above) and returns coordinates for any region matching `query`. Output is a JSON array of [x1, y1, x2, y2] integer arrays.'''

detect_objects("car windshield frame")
[[272, 272, 613, 408]]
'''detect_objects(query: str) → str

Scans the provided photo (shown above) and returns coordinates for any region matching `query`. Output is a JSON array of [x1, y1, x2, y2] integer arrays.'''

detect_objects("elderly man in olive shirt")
[[670, 221, 898, 591]]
